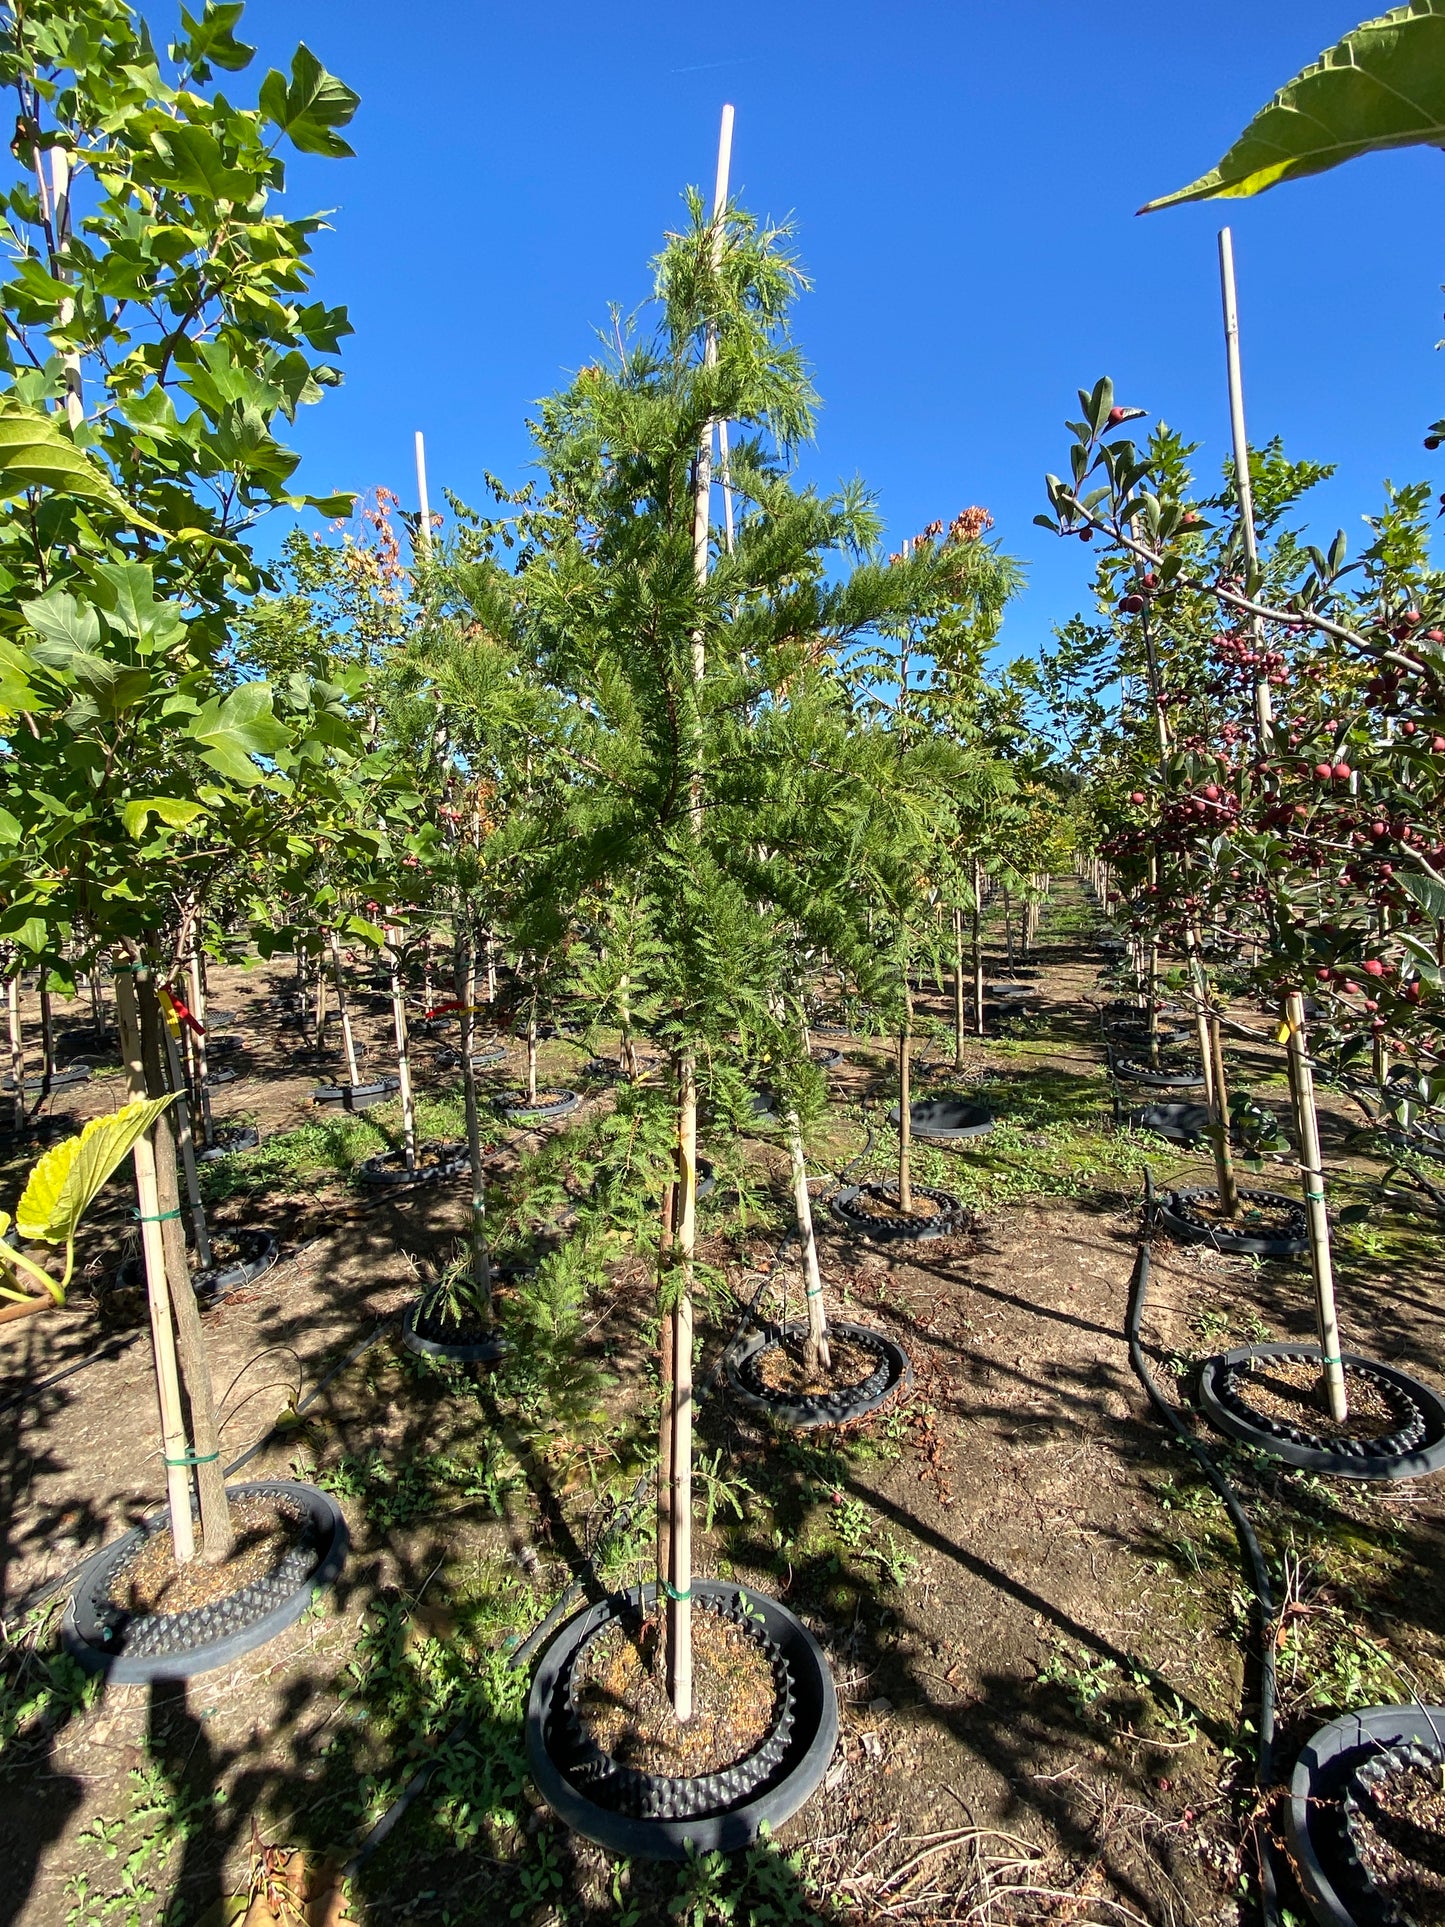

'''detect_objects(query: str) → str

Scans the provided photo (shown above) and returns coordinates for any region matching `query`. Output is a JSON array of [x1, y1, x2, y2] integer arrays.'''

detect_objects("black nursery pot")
[[725, 1318, 911, 1428], [402, 1285, 507, 1364], [525, 1579, 837, 1862], [1285, 1703, 1445, 1927], [61, 1479, 347, 1685], [1197, 1342, 1445, 1480], [198, 1124, 260, 1161], [114, 1226, 278, 1306], [888, 1095, 993, 1141], [311, 1075, 399, 1112], [2, 1064, 90, 1093], [355, 1139, 470, 1188], [830, 1181, 963, 1242], [1158, 1185, 1307, 1257], [497, 1090, 581, 1124]]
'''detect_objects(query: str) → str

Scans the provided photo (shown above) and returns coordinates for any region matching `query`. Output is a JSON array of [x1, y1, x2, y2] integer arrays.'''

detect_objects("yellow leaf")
[[15, 1096, 175, 1244]]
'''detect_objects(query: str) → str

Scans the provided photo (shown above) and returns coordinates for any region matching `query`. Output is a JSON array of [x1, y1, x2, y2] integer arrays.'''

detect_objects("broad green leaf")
[[0, 408, 160, 528], [148, 123, 258, 204], [121, 797, 208, 839], [15, 1096, 175, 1244], [1143, 4, 1445, 210], [190, 680, 291, 781], [21, 589, 101, 656], [90, 562, 187, 648], [0, 637, 38, 714], [1397, 869, 1445, 922], [172, 2, 256, 76], [259, 44, 359, 158]]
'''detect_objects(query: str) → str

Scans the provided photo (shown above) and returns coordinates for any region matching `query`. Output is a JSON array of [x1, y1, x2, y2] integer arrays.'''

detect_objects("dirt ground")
[[2, 889, 1443, 1927]]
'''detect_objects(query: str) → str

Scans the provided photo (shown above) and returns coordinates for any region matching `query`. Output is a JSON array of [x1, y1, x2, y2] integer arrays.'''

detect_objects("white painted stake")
[[1217, 228, 1272, 738], [415, 430, 433, 558]]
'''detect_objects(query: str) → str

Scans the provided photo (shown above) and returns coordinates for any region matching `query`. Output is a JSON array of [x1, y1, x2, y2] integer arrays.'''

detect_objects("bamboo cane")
[[135, 974, 233, 1560], [971, 861, 985, 1037], [952, 905, 966, 1070], [415, 430, 433, 559], [656, 1179, 675, 1612], [387, 922, 417, 1172], [1218, 228, 1273, 746], [897, 983, 913, 1216], [114, 969, 195, 1564], [6, 967, 23, 1133]]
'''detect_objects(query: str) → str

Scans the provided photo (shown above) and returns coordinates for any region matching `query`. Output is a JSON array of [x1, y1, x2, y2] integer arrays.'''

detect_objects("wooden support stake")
[[1285, 991, 1347, 1421]]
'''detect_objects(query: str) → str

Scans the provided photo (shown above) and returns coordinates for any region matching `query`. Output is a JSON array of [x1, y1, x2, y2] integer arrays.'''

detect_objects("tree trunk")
[[7, 968, 24, 1133], [527, 1007, 538, 1105], [1285, 991, 1347, 1422], [789, 1108, 830, 1374], [114, 969, 196, 1565], [952, 905, 966, 1070], [898, 982, 913, 1215], [331, 931, 362, 1088], [159, 1014, 212, 1268], [387, 923, 417, 1171], [313, 953, 329, 1053], [1206, 1012, 1239, 1219], [136, 974, 233, 1563], [665, 1056, 697, 1720], [38, 979, 53, 1099], [971, 862, 985, 1038], [656, 1179, 675, 1617], [1003, 886, 1015, 969], [457, 932, 491, 1313], [186, 946, 215, 1149]]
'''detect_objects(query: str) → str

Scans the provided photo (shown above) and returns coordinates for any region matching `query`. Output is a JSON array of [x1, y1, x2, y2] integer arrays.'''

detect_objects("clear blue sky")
[[241, 0, 1445, 665]]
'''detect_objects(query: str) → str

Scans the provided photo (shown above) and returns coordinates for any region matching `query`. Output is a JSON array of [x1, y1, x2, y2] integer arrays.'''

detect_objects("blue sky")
[[243, 0, 1445, 666]]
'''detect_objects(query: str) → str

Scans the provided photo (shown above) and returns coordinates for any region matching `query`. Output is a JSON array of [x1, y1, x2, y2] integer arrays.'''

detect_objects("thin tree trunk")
[[1206, 1012, 1239, 1218], [656, 1179, 675, 1614], [89, 969, 105, 1034], [7, 969, 24, 1132], [136, 974, 233, 1563], [159, 1013, 213, 1268], [457, 932, 491, 1313], [1285, 991, 1347, 1422], [527, 1009, 538, 1105], [972, 862, 985, 1038], [387, 924, 417, 1171], [330, 931, 361, 1088], [789, 1109, 830, 1374], [666, 1055, 698, 1720], [314, 953, 329, 1052], [1003, 887, 1015, 970], [187, 947, 215, 1149], [38, 979, 53, 1099], [952, 906, 966, 1070], [115, 969, 196, 1565], [898, 983, 913, 1215]]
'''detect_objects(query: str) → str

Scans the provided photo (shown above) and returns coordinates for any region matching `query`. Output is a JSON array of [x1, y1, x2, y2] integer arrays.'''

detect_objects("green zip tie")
[[1320, 1355, 1343, 1367], [132, 1207, 184, 1224], [658, 1579, 692, 1602], [163, 1448, 219, 1467], [1303, 1190, 1327, 1204], [804, 1283, 824, 1298]]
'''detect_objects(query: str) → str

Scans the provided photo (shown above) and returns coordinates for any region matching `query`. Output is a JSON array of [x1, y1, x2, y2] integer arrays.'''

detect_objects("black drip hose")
[[1126, 1171, 1281, 1927]]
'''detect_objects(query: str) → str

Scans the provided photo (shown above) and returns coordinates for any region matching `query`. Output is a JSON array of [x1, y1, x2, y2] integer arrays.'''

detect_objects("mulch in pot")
[[754, 1332, 883, 1398], [1182, 1192, 1300, 1239], [1349, 1756, 1445, 1925], [1230, 1356, 1406, 1443], [107, 1494, 306, 1617], [857, 1187, 945, 1226], [574, 1608, 777, 1780]]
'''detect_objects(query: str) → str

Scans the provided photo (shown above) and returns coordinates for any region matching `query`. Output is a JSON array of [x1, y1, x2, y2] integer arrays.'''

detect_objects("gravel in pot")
[[62, 1479, 347, 1683], [355, 1139, 470, 1187], [1197, 1343, 1445, 1479], [526, 1578, 836, 1859], [831, 1181, 963, 1241], [1158, 1185, 1306, 1256], [726, 1318, 911, 1427]]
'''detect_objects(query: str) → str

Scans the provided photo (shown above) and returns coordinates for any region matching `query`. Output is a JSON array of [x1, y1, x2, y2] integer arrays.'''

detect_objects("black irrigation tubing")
[[1126, 1170, 1282, 1927]]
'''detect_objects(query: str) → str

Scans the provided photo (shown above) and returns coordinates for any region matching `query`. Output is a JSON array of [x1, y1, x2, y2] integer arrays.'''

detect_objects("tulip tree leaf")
[[190, 680, 290, 781], [259, 44, 359, 158], [121, 797, 207, 839], [0, 409, 160, 528], [15, 1096, 176, 1244], [1143, 3, 1445, 211]]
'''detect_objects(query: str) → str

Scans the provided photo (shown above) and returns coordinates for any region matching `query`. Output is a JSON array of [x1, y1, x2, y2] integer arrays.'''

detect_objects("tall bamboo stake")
[[897, 992, 913, 1214], [971, 860, 985, 1037], [665, 101, 734, 1724], [1218, 228, 1273, 744], [159, 1010, 213, 1268], [415, 430, 433, 558], [952, 905, 967, 1069]]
